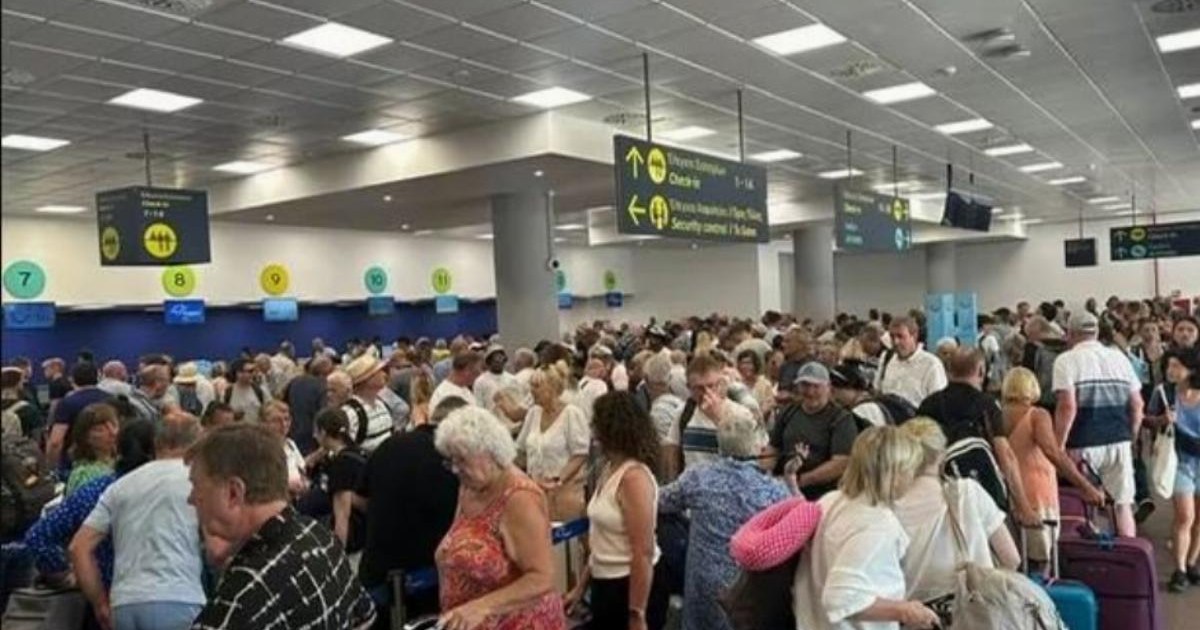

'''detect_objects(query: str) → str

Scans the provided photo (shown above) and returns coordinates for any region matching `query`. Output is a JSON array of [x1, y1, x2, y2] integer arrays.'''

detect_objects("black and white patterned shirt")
[[191, 506, 375, 630]]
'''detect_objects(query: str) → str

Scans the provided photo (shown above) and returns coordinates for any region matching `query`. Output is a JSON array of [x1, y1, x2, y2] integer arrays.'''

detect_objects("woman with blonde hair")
[[516, 363, 590, 520], [793, 426, 941, 630], [1001, 367, 1106, 570], [893, 418, 1020, 607], [409, 369, 435, 427]]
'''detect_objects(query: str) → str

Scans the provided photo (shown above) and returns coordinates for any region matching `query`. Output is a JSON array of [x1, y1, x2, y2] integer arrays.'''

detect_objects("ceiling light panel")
[[342, 129, 406, 146], [282, 23, 393, 58], [213, 160, 273, 174], [1179, 82, 1200, 99], [984, 143, 1033, 157], [1102, 203, 1132, 211], [749, 149, 802, 162], [817, 168, 864, 179], [2, 134, 71, 151], [1192, 119, 1200, 130], [556, 223, 586, 231], [658, 126, 716, 141], [907, 192, 946, 200], [108, 88, 202, 113], [1157, 28, 1200, 53], [36, 205, 87, 214], [1047, 176, 1087, 185], [934, 118, 994, 135], [511, 87, 591, 108], [863, 82, 937, 104], [1019, 161, 1063, 173], [752, 24, 847, 56], [1087, 196, 1121, 204]]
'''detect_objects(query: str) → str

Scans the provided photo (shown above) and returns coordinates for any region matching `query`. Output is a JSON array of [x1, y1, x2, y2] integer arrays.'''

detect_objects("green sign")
[[555, 269, 567, 293], [3, 260, 46, 299], [614, 135, 769, 243], [161, 265, 197, 297], [431, 267, 453, 295], [603, 270, 617, 292], [364, 266, 389, 295]]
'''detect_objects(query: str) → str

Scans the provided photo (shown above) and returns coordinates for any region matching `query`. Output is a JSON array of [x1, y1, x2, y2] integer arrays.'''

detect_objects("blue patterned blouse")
[[24, 474, 115, 586]]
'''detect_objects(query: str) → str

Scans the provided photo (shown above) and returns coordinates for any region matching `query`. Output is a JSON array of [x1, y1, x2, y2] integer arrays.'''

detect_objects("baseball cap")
[[794, 362, 831, 386], [829, 362, 869, 391], [1068, 311, 1099, 335]]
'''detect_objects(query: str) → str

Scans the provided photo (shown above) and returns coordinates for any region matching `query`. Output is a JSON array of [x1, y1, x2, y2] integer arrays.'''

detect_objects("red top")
[[435, 474, 566, 630]]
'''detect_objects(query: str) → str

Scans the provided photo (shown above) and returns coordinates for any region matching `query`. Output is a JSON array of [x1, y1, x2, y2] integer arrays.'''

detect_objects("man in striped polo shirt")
[[1053, 311, 1144, 537]]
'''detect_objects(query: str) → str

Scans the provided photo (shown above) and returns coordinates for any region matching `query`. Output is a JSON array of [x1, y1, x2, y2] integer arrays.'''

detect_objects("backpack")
[[1, 436, 58, 539], [943, 484, 1065, 630], [1024, 341, 1065, 409], [941, 437, 1009, 511], [719, 552, 801, 630], [176, 387, 203, 417], [222, 383, 265, 407], [872, 393, 917, 425]]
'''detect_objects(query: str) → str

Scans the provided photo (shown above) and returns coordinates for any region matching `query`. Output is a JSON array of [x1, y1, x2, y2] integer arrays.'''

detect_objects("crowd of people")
[[1, 293, 1198, 630]]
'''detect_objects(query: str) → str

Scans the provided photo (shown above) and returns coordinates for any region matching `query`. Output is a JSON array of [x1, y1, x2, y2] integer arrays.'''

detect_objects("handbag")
[[1149, 425, 1178, 501]]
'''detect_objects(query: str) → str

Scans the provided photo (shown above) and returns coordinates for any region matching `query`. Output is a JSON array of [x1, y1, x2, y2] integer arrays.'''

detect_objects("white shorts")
[[1069, 441, 1134, 506]]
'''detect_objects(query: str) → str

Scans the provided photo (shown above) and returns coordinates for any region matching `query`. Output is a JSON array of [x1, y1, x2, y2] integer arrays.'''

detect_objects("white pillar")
[[791, 224, 836, 320], [926, 242, 958, 295], [491, 192, 558, 349]]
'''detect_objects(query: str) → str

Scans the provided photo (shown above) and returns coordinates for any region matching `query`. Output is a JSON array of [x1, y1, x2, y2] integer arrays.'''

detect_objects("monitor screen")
[[941, 191, 992, 232], [263, 298, 299, 322]]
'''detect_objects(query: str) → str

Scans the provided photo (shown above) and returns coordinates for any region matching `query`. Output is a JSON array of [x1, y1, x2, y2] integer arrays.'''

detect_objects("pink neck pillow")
[[729, 497, 823, 571]]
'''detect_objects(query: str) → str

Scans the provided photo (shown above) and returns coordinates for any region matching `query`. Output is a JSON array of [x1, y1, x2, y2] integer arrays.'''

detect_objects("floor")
[[1142, 500, 1198, 630]]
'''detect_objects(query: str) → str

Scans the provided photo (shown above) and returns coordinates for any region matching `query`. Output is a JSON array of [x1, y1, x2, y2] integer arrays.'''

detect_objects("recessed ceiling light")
[[556, 223, 586, 231], [554, 237, 567, 244], [282, 22, 393, 58], [934, 118, 994, 135], [265, 214, 275, 222], [383, 194, 393, 202], [35, 205, 86, 214], [1102, 203, 1132, 211], [342, 129, 406, 146], [413, 229, 434, 236], [872, 181, 924, 192], [1019, 161, 1063, 173], [1157, 28, 1200, 54], [1047, 176, 1087, 185], [1087, 196, 1121, 204], [108, 88, 202, 113], [984, 143, 1034, 157], [213, 160, 273, 175], [818, 168, 864, 179], [476, 233, 494, 240], [1178, 82, 1200, 99], [1192, 119, 1200, 130], [2, 134, 71, 151], [1021, 218, 1046, 226], [908, 192, 946, 200], [511, 86, 591, 108], [749, 149, 802, 162], [400, 223, 411, 231], [533, 169, 545, 177], [991, 207, 1006, 214], [752, 24, 847, 56], [863, 82, 937, 105], [658, 126, 715, 141]]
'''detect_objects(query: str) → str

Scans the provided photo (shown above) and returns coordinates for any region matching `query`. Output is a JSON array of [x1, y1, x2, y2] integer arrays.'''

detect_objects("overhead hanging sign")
[[1064, 238, 1097, 268], [613, 135, 768, 243], [1110, 221, 1200, 262], [835, 188, 912, 252], [96, 186, 211, 266]]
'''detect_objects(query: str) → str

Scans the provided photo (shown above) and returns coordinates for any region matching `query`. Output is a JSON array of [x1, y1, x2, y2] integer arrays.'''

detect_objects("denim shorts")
[[1175, 453, 1200, 496]]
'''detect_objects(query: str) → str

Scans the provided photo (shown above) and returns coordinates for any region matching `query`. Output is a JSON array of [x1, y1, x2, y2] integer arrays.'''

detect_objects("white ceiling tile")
[[19, 23, 133, 57], [360, 77, 446, 102], [154, 23, 263, 57], [357, 44, 449, 73], [527, 26, 629, 62], [235, 44, 340, 73], [405, 0, 525, 20], [264, 0, 381, 19], [105, 43, 215, 74], [472, 4, 577, 41], [187, 60, 284, 87], [337, 2, 450, 40], [713, 4, 811, 39], [464, 44, 560, 73], [595, 3, 696, 42], [408, 25, 510, 58], [149, 75, 246, 102], [55, 1, 187, 40], [197, 2, 320, 40], [536, 0, 652, 22], [301, 60, 398, 86], [666, 0, 777, 24]]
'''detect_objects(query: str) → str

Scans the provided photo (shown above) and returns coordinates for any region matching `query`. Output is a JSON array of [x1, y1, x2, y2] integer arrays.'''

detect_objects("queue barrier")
[[390, 517, 589, 629]]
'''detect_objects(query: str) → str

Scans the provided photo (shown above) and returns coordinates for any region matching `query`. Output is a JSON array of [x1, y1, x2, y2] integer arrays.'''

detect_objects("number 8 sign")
[[161, 265, 197, 297], [260, 263, 290, 296]]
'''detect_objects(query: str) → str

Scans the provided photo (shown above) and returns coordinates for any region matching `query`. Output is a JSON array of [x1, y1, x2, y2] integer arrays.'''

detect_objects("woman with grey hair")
[[657, 413, 791, 630], [433, 407, 565, 630]]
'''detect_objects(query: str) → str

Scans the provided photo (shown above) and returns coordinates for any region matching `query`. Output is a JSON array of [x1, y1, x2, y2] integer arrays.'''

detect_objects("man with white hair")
[[645, 354, 685, 472], [1054, 311, 1144, 537], [326, 370, 353, 408], [98, 361, 132, 398]]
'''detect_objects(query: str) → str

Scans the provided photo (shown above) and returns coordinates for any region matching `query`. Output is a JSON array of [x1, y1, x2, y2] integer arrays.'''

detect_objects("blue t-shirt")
[[52, 387, 111, 429]]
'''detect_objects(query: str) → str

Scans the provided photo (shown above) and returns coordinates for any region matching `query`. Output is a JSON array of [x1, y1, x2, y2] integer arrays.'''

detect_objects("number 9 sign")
[[161, 265, 197, 297], [260, 263, 290, 296]]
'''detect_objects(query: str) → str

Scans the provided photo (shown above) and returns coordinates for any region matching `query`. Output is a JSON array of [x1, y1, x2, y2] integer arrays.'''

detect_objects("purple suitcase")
[[1058, 531, 1161, 630]]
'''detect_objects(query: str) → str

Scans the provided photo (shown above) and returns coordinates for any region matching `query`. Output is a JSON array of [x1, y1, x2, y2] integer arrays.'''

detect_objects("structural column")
[[491, 192, 558, 349], [791, 224, 837, 321], [925, 242, 958, 295]]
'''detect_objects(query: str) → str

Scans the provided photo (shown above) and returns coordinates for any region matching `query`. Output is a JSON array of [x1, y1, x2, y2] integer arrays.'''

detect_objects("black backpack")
[[1, 436, 57, 539], [719, 552, 802, 630], [176, 387, 203, 417]]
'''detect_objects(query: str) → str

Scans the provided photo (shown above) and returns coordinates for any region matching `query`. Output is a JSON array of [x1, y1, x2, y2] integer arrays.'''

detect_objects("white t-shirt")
[[650, 393, 686, 444], [430, 379, 475, 413], [577, 376, 609, 419], [516, 404, 591, 481], [875, 349, 948, 408], [892, 477, 1007, 601], [794, 491, 909, 630]]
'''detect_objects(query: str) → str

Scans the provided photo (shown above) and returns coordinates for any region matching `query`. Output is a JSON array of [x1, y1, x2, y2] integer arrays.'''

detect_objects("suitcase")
[[1056, 507, 1161, 630], [0, 585, 86, 630], [1025, 521, 1098, 630]]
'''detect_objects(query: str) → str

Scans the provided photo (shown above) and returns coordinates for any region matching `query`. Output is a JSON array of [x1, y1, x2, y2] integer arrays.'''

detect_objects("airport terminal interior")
[[2, 1, 1200, 629]]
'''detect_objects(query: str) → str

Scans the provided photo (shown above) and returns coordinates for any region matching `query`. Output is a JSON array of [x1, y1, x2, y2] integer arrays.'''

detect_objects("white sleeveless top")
[[587, 460, 662, 579]]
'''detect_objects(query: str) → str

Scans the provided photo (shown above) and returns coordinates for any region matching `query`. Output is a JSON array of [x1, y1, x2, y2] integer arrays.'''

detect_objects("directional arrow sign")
[[625, 145, 644, 179], [1110, 220, 1200, 262], [627, 194, 646, 227]]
